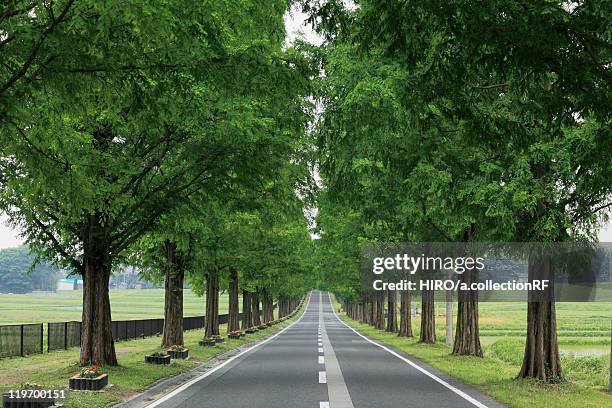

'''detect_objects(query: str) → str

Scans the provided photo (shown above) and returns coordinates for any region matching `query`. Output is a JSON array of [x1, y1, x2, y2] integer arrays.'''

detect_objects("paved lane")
[[320, 293, 498, 408], [149, 291, 328, 408], [146, 290, 500, 408]]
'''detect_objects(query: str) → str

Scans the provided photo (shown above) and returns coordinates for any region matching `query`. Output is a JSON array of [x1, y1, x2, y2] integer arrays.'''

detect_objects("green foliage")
[[310, 0, 611, 301], [0, 245, 61, 293]]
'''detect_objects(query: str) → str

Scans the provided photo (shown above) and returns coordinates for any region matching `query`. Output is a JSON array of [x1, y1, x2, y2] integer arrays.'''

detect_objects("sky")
[[1, 5, 610, 249]]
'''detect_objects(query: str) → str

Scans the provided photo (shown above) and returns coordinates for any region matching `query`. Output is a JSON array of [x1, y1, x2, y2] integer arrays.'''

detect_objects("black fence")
[[0, 323, 43, 358], [183, 316, 205, 331], [3, 301, 293, 358], [48, 321, 82, 351], [47, 316, 204, 352]]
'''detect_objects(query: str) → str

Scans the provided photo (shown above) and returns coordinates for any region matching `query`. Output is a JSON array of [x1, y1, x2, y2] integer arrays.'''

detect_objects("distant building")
[[57, 277, 83, 291]]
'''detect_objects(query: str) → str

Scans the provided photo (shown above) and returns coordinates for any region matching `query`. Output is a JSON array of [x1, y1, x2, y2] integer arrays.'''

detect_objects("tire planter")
[[213, 337, 225, 344], [168, 349, 189, 359], [2, 392, 55, 408], [228, 333, 241, 340], [199, 339, 216, 347], [145, 355, 171, 365], [245, 328, 257, 334], [69, 373, 109, 391], [258, 325, 268, 330], [240, 332, 246, 338]]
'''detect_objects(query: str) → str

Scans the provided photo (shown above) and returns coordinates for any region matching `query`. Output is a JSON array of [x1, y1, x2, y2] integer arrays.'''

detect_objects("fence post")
[[64, 321, 68, 350], [40, 323, 43, 354], [20, 325, 24, 357], [47, 323, 50, 352]]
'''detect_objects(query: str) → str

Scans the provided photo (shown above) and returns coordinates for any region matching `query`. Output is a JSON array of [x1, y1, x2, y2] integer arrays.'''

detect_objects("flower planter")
[[213, 337, 225, 344], [145, 354, 171, 365], [168, 349, 189, 359], [258, 324, 268, 330], [69, 373, 109, 391], [240, 332, 246, 337], [2, 392, 56, 408], [245, 328, 257, 334], [228, 332, 241, 340], [199, 339, 216, 347], [266, 322, 274, 327]]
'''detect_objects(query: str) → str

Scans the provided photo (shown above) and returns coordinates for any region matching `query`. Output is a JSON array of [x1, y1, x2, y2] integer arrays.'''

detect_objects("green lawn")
[[0, 289, 224, 324], [0, 303, 304, 408], [333, 297, 612, 408], [424, 301, 611, 355]]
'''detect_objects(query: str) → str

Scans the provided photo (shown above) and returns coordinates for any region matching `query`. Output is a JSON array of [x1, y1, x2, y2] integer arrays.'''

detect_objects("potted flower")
[[69, 364, 109, 391], [145, 351, 171, 365], [228, 330, 242, 340], [167, 345, 189, 359], [212, 334, 225, 343], [199, 337, 216, 347], [2, 383, 57, 407]]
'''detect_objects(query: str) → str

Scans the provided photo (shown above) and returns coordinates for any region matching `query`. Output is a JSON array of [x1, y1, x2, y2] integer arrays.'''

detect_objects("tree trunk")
[[375, 290, 385, 330], [371, 293, 377, 326], [452, 272, 481, 354], [453, 226, 482, 355], [419, 286, 436, 343], [398, 290, 413, 337], [518, 256, 562, 382], [252, 289, 261, 326], [277, 296, 286, 318], [204, 272, 219, 338], [445, 285, 453, 346], [227, 267, 240, 332], [452, 268, 482, 355], [360, 295, 368, 324], [162, 241, 184, 347], [262, 289, 274, 323], [241, 290, 253, 329], [80, 216, 117, 366], [386, 290, 397, 332]]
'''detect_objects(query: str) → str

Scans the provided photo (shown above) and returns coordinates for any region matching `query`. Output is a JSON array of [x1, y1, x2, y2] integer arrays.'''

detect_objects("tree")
[[1, 0, 311, 365], [0, 245, 61, 293], [356, 0, 611, 381]]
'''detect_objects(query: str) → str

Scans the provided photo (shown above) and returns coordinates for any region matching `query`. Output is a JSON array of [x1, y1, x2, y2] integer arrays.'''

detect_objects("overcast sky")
[[1, 6, 610, 249]]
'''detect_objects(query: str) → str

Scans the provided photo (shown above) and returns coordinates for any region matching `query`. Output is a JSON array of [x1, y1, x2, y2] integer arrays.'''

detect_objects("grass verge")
[[330, 297, 611, 408], [0, 304, 305, 408]]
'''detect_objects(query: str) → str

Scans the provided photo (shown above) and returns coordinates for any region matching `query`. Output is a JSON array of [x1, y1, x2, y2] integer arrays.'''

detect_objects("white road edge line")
[[327, 293, 489, 408], [142, 293, 312, 408], [319, 371, 327, 384], [320, 402, 330, 408], [318, 347, 324, 353], [318, 355, 325, 364]]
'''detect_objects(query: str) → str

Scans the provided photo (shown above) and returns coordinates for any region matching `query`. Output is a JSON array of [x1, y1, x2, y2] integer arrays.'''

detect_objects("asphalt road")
[[147, 291, 502, 408]]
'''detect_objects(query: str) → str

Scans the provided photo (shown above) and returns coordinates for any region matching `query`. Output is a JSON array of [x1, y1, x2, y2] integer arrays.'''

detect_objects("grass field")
[[424, 301, 611, 355], [333, 297, 612, 408], [0, 289, 226, 324]]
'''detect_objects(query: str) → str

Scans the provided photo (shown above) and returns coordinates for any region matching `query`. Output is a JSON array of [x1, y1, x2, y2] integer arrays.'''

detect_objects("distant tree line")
[[0, 245, 61, 293]]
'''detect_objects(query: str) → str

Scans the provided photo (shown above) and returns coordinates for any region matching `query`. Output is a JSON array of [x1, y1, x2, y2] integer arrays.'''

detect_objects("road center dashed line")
[[319, 292, 355, 408], [319, 371, 327, 384]]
